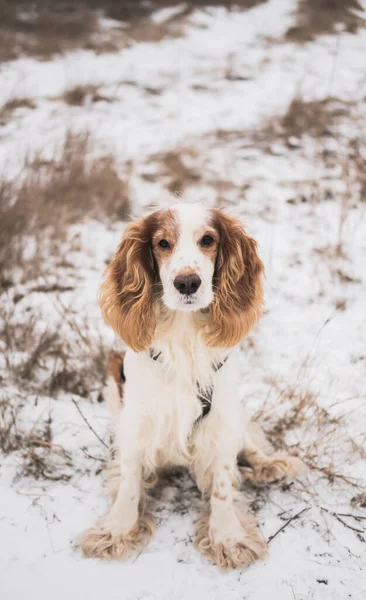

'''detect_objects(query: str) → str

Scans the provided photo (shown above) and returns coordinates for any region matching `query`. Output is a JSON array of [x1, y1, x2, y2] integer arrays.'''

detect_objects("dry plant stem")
[[267, 507, 310, 544], [321, 507, 365, 534], [71, 398, 108, 449], [336, 160, 351, 256]]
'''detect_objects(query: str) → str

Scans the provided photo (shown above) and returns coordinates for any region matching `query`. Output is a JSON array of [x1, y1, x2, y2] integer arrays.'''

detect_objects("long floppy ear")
[[206, 210, 264, 348], [99, 216, 158, 352]]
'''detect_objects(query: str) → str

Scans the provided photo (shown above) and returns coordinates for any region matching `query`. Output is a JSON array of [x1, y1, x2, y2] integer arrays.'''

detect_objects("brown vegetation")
[[62, 84, 103, 106], [286, 0, 365, 43], [0, 302, 108, 398], [150, 149, 201, 193], [0, 1, 268, 62], [0, 394, 75, 480], [0, 131, 130, 285], [0, 97, 36, 124], [0, 1, 99, 61], [254, 379, 365, 494]]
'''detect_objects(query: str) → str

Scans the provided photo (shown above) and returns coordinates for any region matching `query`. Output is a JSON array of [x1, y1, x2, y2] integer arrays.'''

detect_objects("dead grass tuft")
[[0, 1, 99, 61], [81, 0, 268, 21], [212, 96, 352, 155], [0, 395, 24, 454], [254, 379, 365, 493], [286, 0, 365, 43], [0, 1, 269, 62], [280, 97, 349, 139], [0, 393, 74, 480], [351, 492, 366, 509], [0, 131, 130, 284], [0, 303, 108, 399], [0, 97, 36, 124], [150, 149, 201, 193], [61, 84, 109, 106], [250, 97, 351, 149]]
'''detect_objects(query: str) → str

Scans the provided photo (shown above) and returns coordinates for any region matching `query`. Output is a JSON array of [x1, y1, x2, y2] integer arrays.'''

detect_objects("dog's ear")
[[206, 210, 264, 348], [99, 217, 158, 351]]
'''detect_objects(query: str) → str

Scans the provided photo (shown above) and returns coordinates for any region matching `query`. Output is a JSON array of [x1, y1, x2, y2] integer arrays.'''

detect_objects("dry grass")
[[0, 394, 74, 481], [150, 149, 201, 194], [0, 303, 109, 478], [0, 1, 99, 61], [0, 1, 268, 62], [250, 96, 351, 148], [0, 302, 108, 399], [0, 131, 130, 285], [81, 0, 268, 21], [286, 0, 365, 43], [61, 84, 114, 106], [254, 379, 365, 494], [62, 84, 101, 106], [212, 96, 352, 154], [0, 97, 36, 124], [280, 97, 350, 139]]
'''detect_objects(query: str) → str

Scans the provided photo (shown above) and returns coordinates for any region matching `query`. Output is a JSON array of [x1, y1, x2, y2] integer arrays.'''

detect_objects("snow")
[[1, 1, 366, 599]]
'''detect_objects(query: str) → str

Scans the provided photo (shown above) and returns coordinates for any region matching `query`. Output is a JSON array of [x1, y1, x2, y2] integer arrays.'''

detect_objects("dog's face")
[[100, 203, 264, 351], [151, 204, 218, 312]]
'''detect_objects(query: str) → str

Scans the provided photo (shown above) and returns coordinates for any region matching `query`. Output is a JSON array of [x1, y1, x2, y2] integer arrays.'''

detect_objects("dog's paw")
[[194, 511, 267, 569], [75, 513, 154, 560], [240, 454, 305, 487]]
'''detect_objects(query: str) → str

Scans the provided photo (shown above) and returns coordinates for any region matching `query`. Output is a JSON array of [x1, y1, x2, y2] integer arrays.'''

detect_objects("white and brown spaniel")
[[77, 203, 304, 569]]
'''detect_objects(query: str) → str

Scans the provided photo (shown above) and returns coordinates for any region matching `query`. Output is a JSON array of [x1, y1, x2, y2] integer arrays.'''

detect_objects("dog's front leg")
[[76, 408, 154, 560], [193, 359, 268, 570], [195, 446, 268, 569]]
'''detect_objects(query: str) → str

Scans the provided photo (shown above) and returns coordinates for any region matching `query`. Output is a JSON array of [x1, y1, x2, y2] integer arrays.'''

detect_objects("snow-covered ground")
[[1, 1, 365, 599]]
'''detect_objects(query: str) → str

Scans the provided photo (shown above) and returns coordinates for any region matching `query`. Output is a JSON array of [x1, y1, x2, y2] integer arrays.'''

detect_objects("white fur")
[[160, 204, 215, 312], [103, 314, 247, 541]]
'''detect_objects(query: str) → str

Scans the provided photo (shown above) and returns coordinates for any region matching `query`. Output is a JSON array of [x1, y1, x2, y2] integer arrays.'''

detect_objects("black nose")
[[173, 273, 202, 295]]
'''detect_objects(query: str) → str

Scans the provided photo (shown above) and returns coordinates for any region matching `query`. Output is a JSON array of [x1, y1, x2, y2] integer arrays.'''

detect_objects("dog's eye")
[[200, 235, 214, 247], [158, 239, 170, 249]]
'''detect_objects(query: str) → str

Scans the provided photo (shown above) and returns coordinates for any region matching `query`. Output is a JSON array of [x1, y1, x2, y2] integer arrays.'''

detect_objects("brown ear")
[[99, 217, 158, 351], [206, 210, 264, 348]]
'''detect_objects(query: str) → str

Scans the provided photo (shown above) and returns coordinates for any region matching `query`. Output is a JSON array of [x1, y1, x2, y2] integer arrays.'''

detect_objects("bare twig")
[[132, 540, 150, 563], [321, 508, 365, 534], [71, 398, 108, 449], [80, 448, 107, 463], [336, 513, 366, 521], [267, 507, 310, 543]]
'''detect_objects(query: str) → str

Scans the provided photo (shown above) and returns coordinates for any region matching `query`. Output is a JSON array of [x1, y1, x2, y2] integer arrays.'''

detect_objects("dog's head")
[[100, 204, 264, 351]]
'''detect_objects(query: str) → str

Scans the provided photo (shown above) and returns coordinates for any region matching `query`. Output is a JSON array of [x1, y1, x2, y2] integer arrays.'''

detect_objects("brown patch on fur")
[[213, 491, 227, 501], [194, 510, 267, 569], [151, 209, 178, 267], [206, 210, 264, 348], [107, 351, 125, 399], [99, 212, 167, 351], [197, 227, 219, 263]]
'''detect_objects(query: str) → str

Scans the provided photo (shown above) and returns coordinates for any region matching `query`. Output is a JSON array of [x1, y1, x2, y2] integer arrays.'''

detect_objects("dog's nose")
[[173, 273, 202, 295]]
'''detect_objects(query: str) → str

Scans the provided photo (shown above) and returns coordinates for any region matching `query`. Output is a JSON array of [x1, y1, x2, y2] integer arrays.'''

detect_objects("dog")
[[76, 203, 304, 568]]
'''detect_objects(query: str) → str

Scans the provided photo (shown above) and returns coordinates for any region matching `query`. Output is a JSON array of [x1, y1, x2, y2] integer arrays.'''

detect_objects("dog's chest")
[[137, 345, 223, 468]]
